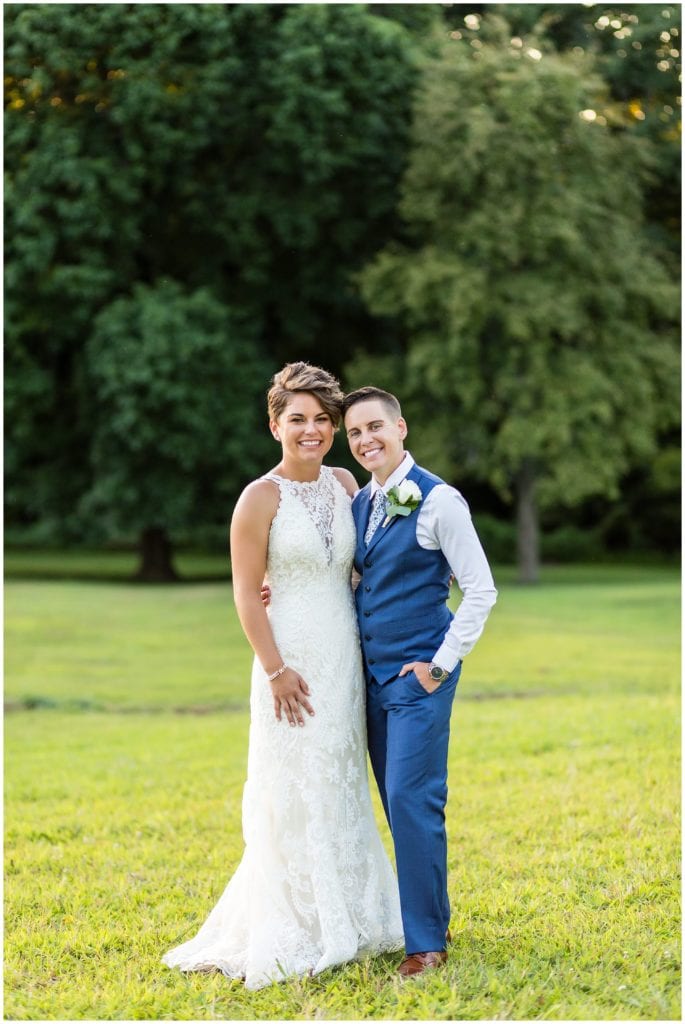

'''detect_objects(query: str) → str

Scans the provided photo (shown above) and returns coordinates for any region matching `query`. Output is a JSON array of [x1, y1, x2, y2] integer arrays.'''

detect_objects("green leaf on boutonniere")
[[382, 480, 422, 527], [386, 501, 413, 517]]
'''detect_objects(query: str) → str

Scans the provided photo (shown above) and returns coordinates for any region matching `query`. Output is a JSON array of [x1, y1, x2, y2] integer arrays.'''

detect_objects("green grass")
[[5, 565, 679, 710], [5, 579, 249, 711], [4, 565, 681, 1019]]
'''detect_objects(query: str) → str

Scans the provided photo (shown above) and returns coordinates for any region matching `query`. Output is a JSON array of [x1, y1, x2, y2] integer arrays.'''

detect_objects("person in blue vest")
[[342, 386, 497, 978]]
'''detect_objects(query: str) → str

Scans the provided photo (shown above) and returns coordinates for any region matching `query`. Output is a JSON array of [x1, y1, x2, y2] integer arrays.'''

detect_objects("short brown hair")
[[267, 362, 343, 427], [342, 386, 402, 421]]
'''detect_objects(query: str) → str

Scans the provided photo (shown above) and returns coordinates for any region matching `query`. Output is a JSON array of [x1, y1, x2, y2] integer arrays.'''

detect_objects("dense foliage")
[[353, 15, 679, 580], [4, 4, 680, 577], [5, 3, 419, 574]]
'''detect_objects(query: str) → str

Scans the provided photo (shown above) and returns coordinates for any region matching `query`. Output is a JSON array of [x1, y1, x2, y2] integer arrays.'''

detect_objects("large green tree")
[[355, 16, 679, 582], [82, 281, 271, 580], [432, 4, 681, 558], [483, 4, 681, 261], [5, 3, 420, 574]]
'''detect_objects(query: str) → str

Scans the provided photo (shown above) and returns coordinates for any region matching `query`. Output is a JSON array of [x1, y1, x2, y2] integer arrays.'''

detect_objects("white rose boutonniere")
[[382, 479, 422, 528]]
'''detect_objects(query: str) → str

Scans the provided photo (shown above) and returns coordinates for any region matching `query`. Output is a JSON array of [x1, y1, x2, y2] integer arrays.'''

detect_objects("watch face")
[[430, 666, 443, 680]]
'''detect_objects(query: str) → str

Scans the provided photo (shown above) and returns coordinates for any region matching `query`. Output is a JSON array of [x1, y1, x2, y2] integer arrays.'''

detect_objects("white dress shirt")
[[368, 452, 497, 672]]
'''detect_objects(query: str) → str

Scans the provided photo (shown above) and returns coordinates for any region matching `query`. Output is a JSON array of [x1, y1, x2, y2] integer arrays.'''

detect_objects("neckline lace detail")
[[265, 470, 326, 487], [265, 467, 336, 564]]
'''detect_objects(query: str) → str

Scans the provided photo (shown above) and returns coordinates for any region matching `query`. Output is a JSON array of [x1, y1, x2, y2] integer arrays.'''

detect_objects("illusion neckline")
[[265, 466, 331, 487]]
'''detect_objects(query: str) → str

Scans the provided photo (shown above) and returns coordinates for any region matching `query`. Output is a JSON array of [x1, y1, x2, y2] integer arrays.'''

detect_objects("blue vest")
[[352, 463, 453, 685]]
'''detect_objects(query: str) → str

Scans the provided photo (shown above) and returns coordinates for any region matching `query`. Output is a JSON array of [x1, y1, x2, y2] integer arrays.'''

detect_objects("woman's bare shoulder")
[[331, 466, 359, 498], [232, 476, 280, 523]]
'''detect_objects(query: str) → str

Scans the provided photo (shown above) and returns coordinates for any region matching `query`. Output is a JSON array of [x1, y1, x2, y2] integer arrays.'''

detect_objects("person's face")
[[344, 399, 407, 484], [270, 392, 335, 465]]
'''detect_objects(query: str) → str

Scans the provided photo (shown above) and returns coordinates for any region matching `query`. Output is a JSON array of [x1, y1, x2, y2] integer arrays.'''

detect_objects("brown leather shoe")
[[398, 951, 448, 977]]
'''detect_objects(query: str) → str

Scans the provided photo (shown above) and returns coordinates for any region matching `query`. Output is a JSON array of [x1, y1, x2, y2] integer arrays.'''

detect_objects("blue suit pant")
[[366, 663, 461, 955]]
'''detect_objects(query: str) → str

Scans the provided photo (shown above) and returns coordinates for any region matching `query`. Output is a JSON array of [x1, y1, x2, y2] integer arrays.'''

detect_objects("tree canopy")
[[5, 3, 420, 574], [354, 15, 679, 580], [4, 4, 680, 578]]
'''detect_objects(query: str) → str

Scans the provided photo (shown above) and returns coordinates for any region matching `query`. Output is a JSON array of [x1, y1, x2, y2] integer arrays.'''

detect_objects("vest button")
[[369, 658, 376, 665], [364, 634, 371, 641], [364, 559, 373, 567], [365, 586, 371, 592], [363, 611, 371, 617]]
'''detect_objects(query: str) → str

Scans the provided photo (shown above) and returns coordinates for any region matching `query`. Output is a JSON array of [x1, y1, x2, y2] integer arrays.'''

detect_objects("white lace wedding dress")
[[163, 466, 403, 989]]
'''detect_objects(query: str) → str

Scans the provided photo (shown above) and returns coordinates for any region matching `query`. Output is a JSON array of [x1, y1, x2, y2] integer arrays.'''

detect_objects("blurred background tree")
[[438, 4, 682, 577], [4, 3, 680, 580], [353, 13, 679, 582], [4, 2, 420, 576], [482, 4, 681, 261], [82, 281, 270, 580]]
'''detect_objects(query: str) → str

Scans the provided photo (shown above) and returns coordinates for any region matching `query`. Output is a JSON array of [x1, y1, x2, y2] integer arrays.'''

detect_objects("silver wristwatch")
[[428, 662, 449, 684]]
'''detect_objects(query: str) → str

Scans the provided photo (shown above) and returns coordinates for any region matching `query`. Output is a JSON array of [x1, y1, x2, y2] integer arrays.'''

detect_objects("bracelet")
[[267, 664, 287, 681]]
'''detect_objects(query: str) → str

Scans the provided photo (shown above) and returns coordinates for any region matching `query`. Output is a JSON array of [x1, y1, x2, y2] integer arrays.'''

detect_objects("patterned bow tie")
[[364, 488, 386, 545]]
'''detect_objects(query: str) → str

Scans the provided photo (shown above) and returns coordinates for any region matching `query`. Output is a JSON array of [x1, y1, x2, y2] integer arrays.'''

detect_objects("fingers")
[[270, 672, 315, 725], [295, 676, 314, 715], [274, 697, 295, 727], [284, 698, 304, 728], [299, 696, 315, 718], [274, 694, 314, 726], [399, 663, 416, 677], [293, 700, 305, 727]]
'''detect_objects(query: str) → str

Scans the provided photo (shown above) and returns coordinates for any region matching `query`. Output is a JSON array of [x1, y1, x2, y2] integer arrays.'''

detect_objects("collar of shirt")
[[369, 452, 415, 497]]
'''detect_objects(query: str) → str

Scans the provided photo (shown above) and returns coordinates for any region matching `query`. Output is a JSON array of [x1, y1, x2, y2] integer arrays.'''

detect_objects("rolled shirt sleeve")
[[415, 484, 497, 672]]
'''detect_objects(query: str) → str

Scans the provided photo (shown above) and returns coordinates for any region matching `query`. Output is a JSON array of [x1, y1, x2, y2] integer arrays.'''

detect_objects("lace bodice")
[[261, 466, 355, 601], [264, 468, 339, 565], [259, 466, 360, 745]]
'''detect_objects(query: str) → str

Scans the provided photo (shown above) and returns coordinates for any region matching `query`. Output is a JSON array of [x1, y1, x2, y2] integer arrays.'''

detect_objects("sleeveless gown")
[[162, 467, 404, 989]]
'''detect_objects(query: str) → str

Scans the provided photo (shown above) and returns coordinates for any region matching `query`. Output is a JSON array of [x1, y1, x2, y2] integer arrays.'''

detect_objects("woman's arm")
[[230, 480, 315, 727]]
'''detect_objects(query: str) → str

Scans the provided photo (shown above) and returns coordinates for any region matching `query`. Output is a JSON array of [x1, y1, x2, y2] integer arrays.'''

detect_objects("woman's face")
[[270, 392, 335, 465]]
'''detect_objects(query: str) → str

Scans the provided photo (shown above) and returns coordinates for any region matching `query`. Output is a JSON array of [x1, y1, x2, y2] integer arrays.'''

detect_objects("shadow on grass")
[[5, 550, 676, 588], [4, 549, 231, 584], [4, 688, 577, 715]]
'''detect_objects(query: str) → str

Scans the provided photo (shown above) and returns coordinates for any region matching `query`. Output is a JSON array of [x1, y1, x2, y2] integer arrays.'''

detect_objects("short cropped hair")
[[341, 386, 402, 421], [267, 362, 343, 427]]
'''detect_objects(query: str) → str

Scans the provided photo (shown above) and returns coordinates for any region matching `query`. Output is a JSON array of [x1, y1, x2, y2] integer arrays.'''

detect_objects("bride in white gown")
[[163, 362, 403, 989]]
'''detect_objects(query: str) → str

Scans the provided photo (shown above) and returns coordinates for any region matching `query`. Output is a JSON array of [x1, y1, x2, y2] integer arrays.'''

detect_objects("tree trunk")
[[135, 527, 179, 582], [516, 459, 540, 584]]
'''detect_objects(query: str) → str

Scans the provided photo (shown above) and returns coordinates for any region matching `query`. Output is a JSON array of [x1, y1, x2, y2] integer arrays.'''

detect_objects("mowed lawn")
[[4, 564, 681, 1020]]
